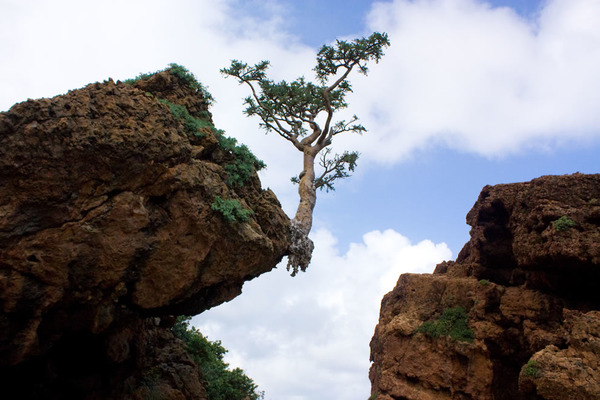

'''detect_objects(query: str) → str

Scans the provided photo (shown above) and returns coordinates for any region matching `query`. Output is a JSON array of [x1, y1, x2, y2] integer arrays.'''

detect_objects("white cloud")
[[194, 228, 451, 400], [5, 0, 599, 210], [337, 0, 600, 164], [0, 0, 315, 213]]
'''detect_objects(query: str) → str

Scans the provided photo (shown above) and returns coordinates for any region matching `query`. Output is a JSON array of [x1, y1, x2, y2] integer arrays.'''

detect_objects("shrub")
[[167, 63, 215, 105], [173, 317, 264, 400], [125, 65, 265, 187], [124, 63, 214, 105], [213, 129, 266, 187], [158, 99, 210, 137], [211, 197, 254, 223], [416, 307, 475, 343], [523, 360, 541, 378], [552, 215, 577, 231], [123, 70, 155, 85]]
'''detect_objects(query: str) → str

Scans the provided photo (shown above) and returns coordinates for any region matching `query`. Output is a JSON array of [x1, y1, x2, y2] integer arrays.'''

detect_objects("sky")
[[1, 0, 600, 399]]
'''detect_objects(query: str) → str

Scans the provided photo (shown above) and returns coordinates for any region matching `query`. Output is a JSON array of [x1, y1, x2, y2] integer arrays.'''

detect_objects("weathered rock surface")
[[0, 68, 290, 399], [370, 174, 600, 400]]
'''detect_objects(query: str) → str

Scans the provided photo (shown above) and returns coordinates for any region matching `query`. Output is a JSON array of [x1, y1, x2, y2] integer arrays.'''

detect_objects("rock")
[[370, 174, 600, 400], [0, 67, 290, 398]]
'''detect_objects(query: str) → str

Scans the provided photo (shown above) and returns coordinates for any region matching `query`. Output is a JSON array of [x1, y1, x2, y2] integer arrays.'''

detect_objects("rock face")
[[0, 68, 290, 399], [370, 174, 600, 400]]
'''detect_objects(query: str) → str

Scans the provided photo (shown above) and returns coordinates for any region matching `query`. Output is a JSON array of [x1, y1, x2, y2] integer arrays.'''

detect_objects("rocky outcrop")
[[0, 67, 290, 399], [370, 174, 600, 400]]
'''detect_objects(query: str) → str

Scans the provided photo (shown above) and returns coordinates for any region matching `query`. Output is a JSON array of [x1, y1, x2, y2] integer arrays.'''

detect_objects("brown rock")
[[370, 174, 600, 400], [0, 67, 290, 398]]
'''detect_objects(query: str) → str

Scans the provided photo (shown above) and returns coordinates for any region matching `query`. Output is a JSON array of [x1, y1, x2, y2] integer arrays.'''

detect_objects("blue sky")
[[1, 1, 599, 399]]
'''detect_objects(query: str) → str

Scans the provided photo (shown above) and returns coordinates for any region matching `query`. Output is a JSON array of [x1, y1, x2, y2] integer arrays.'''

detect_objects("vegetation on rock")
[[158, 98, 211, 136], [173, 317, 264, 400], [125, 63, 214, 104], [416, 307, 475, 343], [552, 215, 577, 231], [211, 196, 254, 223], [213, 128, 266, 187], [522, 360, 541, 378], [126, 64, 266, 189]]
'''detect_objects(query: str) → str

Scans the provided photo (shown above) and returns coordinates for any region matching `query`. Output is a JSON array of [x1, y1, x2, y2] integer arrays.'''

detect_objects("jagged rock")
[[0, 68, 290, 399], [370, 174, 600, 400]]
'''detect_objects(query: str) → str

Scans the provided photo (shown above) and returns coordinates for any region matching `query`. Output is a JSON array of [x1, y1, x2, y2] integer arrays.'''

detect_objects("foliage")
[[552, 215, 577, 231], [211, 196, 254, 223], [173, 317, 264, 400], [416, 307, 475, 343], [158, 99, 265, 186], [291, 148, 359, 192], [479, 279, 491, 286], [123, 71, 155, 85], [158, 99, 211, 136], [213, 129, 266, 187], [167, 63, 215, 104], [125, 64, 264, 187], [124, 63, 214, 105], [221, 32, 389, 193], [523, 360, 541, 378]]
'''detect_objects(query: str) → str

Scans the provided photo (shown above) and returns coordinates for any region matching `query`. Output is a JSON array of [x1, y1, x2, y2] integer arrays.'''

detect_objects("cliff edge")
[[370, 173, 600, 400], [0, 67, 290, 399]]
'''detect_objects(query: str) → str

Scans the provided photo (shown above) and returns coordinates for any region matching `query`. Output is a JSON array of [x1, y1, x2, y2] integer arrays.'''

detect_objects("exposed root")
[[286, 220, 314, 277]]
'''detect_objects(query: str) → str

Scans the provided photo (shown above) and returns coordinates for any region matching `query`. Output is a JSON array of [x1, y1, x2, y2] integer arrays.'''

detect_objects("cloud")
[[194, 228, 452, 400], [5, 0, 598, 212], [0, 0, 316, 214], [335, 0, 600, 164]]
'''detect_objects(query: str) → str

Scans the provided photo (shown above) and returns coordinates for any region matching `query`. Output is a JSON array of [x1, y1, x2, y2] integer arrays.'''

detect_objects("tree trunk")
[[287, 147, 319, 276], [292, 149, 318, 233]]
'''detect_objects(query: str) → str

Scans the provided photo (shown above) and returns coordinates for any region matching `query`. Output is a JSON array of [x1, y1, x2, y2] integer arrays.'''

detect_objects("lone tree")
[[222, 32, 390, 276]]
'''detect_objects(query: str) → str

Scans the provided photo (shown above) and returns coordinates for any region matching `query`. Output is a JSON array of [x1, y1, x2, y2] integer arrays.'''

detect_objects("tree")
[[222, 32, 390, 275]]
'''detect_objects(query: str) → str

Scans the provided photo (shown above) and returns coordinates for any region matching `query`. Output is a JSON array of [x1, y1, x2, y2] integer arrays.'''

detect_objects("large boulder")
[[370, 174, 600, 400], [0, 67, 290, 399]]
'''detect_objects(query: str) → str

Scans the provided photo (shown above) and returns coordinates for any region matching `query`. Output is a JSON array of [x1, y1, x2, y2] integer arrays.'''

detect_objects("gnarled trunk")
[[293, 149, 318, 233], [287, 148, 318, 275]]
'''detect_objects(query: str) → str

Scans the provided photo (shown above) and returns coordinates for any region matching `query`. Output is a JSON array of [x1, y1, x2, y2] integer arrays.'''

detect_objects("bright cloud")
[[194, 229, 451, 400], [3, 0, 598, 209], [336, 0, 600, 164]]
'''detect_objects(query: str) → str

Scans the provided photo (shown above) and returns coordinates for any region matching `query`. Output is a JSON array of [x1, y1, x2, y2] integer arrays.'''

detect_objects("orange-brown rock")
[[0, 68, 290, 399], [370, 174, 600, 400]]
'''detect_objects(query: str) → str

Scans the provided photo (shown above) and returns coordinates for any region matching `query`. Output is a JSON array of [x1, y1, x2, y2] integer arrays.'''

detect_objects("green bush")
[[552, 215, 577, 231], [123, 70, 155, 85], [416, 307, 475, 343], [158, 99, 210, 137], [211, 197, 254, 223], [173, 317, 264, 400], [523, 360, 541, 378], [213, 129, 266, 187], [124, 63, 214, 105], [125, 65, 265, 187], [167, 63, 215, 105]]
